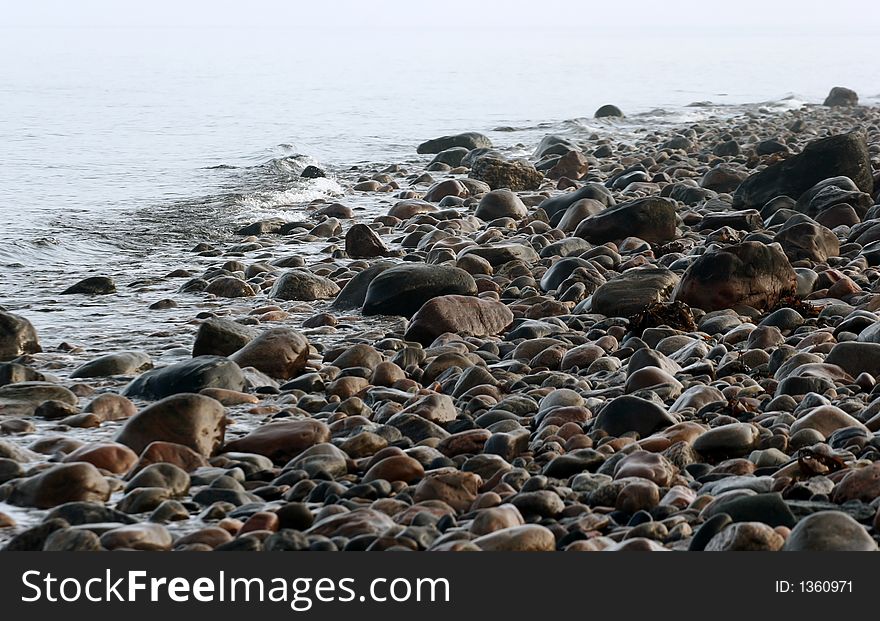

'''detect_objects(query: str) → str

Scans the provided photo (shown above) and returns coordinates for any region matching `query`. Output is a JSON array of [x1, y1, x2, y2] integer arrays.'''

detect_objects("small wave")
[[236, 177, 344, 212], [263, 154, 319, 176]]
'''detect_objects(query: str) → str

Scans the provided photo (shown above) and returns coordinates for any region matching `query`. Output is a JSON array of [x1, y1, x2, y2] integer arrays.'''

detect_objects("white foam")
[[236, 177, 345, 213]]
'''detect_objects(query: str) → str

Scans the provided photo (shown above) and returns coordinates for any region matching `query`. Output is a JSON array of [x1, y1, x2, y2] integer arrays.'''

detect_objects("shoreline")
[[2, 95, 880, 551]]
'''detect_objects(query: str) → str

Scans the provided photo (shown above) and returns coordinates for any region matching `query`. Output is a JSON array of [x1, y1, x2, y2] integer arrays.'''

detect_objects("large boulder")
[[70, 351, 153, 379], [732, 131, 873, 209], [192, 318, 257, 357], [362, 264, 477, 317], [0, 311, 41, 361], [823, 87, 858, 107], [591, 267, 679, 317], [123, 356, 246, 400], [469, 157, 543, 191], [404, 295, 514, 345], [575, 197, 677, 244], [115, 393, 227, 457], [223, 419, 330, 464], [474, 189, 528, 221], [417, 132, 492, 154], [229, 328, 310, 380], [269, 270, 340, 301], [672, 241, 797, 311]]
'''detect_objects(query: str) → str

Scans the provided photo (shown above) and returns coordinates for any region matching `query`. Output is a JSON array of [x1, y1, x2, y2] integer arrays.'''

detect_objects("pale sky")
[[3, 0, 878, 36]]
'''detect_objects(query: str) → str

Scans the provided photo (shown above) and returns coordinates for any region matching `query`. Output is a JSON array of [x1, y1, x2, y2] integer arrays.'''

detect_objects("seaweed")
[[627, 300, 697, 336]]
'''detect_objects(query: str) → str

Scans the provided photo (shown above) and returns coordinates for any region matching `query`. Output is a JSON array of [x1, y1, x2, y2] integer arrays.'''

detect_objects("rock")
[[301, 165, 325, 178], [539, 257, 598, 291], [469, 157, 543, 191], [475, 189, 528, 221], [70, 351, 153, 379], [362, 264, 477, 317], [269, 269, 340, 301], [413, 468, 481, 512], [700, 166, 747, 193], [575, 197, 677, 244], [6, 463, 111, 509], [400, 393, 458, 424], [63, 442, 138, 474], [388, 200, 437, 219], [783, 511, 876, 550], [205, 277, 256, 298], [0, 361, 45, 386], [594, 104, 624, 118], [229, 327, 309, 380], [473, 524, 556, 551], [831, 462, 880, 503], [823, 86, 858, 107], [331, 261, 395, 310], [614, 451, 676, 486], [80, 394, 136, 422], [306, 508, 395, 539], [790, 406, 868, 439], [100, 523, 173, 551], [192, 318, 257, 357], [733, 131, 873, 209], [704, 522, 785, 551], [363, 455, 425, 484], [458, 242, 540, 267], [115, 393, 227, 457], [0, 311, 41, 361], [703, 492, 796, 528], [594, 395, 676, 437], [0, 382, 78, 416], [43, 528, 103, 551], [424, 179, 467, 202], [417, 132, 492, 154], [430, 147, 469, 167], [223, 419, 330, 464], [547, 150, 590, 180], [386, 413, 450, 443], [591, 267, 679, 317], [236, 218, 286, 235], [61, 276, 116, 295], [672, 241, 797, 311], [470, 505, 525, 535], [774, 220, 839, 262], [404, 295, 513, 345], [126, 463, 190, 495], [825, 342, 880, 377], [3, 519, 69, 551], [693, 423, 759, 458], [345, 224, 389, 258], [286, 443, 349, 478], [130, 441, 207, 474], [123, 356, 245, 400]]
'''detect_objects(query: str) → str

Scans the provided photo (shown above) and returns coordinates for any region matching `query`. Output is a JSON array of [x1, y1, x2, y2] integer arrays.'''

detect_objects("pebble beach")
[[2, 88, 880, 552]]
